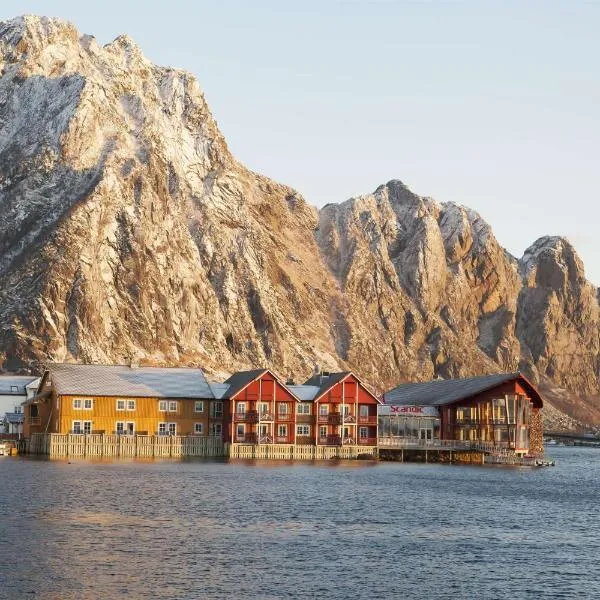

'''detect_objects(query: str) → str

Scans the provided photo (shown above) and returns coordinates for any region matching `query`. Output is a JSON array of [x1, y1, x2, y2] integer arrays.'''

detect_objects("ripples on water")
[[1, 447, 600, 599]]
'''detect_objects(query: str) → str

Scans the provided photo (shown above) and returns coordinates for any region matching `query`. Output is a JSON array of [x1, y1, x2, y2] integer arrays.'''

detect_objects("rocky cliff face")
[[1, 16, 599, 424]]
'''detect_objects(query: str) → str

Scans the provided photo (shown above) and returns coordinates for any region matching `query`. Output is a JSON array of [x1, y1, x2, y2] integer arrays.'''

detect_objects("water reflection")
[[1, 448, 599, 599]]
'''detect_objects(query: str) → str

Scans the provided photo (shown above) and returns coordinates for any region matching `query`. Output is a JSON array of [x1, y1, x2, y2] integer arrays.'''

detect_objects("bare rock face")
[[1, 16, 599, 424], [517, 237, 600, 396]]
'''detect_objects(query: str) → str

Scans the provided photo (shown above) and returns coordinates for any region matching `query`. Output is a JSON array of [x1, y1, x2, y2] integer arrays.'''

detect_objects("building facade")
[[23, 364, 224, 438], [379, 373, 544, 456]]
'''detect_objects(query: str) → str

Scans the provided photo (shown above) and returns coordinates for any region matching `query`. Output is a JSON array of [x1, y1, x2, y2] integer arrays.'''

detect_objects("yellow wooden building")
[[23, 364, 226, 438]]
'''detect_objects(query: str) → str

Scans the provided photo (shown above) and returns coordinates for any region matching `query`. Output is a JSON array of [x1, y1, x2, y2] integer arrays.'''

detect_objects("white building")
[[0, 376, 40, 436]]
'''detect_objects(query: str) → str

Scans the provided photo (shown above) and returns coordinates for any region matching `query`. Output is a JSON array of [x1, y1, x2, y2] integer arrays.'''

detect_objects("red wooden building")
[[222, 369, 381, 447]]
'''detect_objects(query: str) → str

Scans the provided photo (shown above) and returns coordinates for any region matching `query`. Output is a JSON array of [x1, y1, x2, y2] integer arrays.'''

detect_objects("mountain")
[[1, 16, 599, 426]]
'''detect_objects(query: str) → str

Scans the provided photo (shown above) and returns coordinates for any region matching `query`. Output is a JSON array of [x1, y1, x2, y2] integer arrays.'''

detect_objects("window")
[[237, 424, 245, 437], [342, 405, 350, 416], [127, 400, 136, 411], [298, 403, 311, 415], [72, 421, 82, 433], [116, 399, 126, 411], [278, 424, 287, 437], [359, 427, 368, 439], [194, 422, 204, 435], [159, 400, 168, 412], [194, 401, 204, 413], [158, 422, 177, 436], [359, 405, 369, 417], [73, 398, 82, 410], [169, 401, 178, 412], [83, 398, 93, 410], [236, 402, 247, 414], [117, 422, 134, 435], [297, 425, 310, 436], [319, 404, 328, 416], [319, 425, 327, 438], [210, 422, 222, 437], [278, 403, 288, 415], [211, 402, 223, 418], [259, 402, 269, 414]]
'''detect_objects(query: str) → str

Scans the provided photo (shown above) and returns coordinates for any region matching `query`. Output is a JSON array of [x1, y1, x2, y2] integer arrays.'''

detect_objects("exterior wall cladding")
[[226, 372, 380, 447]]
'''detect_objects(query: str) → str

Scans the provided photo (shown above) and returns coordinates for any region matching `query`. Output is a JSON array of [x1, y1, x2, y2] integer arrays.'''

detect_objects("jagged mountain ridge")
[[1, 16, 599, 424]]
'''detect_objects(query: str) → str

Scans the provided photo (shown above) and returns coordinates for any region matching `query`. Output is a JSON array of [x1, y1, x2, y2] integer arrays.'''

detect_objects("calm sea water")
[[0, 447, 599, 599]]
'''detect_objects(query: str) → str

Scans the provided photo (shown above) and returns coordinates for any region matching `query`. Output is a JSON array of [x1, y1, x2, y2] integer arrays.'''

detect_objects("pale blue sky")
[[3, 1, 599, 283]]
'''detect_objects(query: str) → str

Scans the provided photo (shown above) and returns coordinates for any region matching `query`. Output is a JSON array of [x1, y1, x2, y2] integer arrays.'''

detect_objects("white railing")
[[377, 438, 513, 452]]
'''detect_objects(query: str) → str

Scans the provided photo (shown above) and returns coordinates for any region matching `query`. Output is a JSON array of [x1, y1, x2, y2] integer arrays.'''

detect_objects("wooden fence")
[[22, 434, 377, 460], [23, 433, 226, 458], [229, 443, 377, 460]]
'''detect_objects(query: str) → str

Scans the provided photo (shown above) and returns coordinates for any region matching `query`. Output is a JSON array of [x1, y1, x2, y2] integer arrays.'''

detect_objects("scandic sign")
[[379, 405, 440, 417]]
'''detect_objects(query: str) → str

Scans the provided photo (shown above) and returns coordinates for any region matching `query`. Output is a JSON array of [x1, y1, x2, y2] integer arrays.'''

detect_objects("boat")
[[544, 439, 557, 446], [535, 459, 556, 467]]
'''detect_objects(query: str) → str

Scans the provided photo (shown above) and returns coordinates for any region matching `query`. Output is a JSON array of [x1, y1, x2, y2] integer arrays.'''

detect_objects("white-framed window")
[[297, 425, 310, 436], [194, 422, 204, 435], [159, 400, 178, 412], [278, 403, 288, 415], [194, 401, 204, 413], [297, 403, 311, 415], [236, 402, 246, 414], [116, 421, 135, 435], [278, 424, 287, 437], [83, 398, 93, 410], [127, 399, 136, 411], [73, 398, 82, 410], [359, 405, 369, 417], [359, 427, 368, 439], [210, 422, 222, 437], [237, 424, 245, 437], [158, 422, 177, 435], [116, 399, 126, 411], [342, 404, 350, 416], [319, 404, 328, 416], [259, 402, 270, 414], [319, 425, 327, 438], [73, 420, 92, 434]]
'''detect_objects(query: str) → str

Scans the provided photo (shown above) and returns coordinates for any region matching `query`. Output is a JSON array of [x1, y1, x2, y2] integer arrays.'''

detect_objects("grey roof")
[[287, 385, 321, 401], [384, 372, 543, 407], [209, 382, 230, 400], [4, 412, 24, 424], [302, 372, 350, 400], [0, 376, 39, 395], [222, 369, 268, 399], [48, 364, 214, 399]]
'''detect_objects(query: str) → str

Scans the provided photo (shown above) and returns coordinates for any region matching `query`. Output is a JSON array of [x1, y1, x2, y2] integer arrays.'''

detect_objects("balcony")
[[296, 436, 313, 445], [234, 411, 258, 423], [296, 414, 313, 424], [258, 412, 274, 422], [276, 412, 293, 422], [358, 415, 376, 424], [358, 437, 377, 446], [328, 414, 343, 425], [275, 436, 291, 444], [259, 435, 273, 444], [236, 432, 258, 443], [28, 417, 41, 426], [326, 435, 342, 446]]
